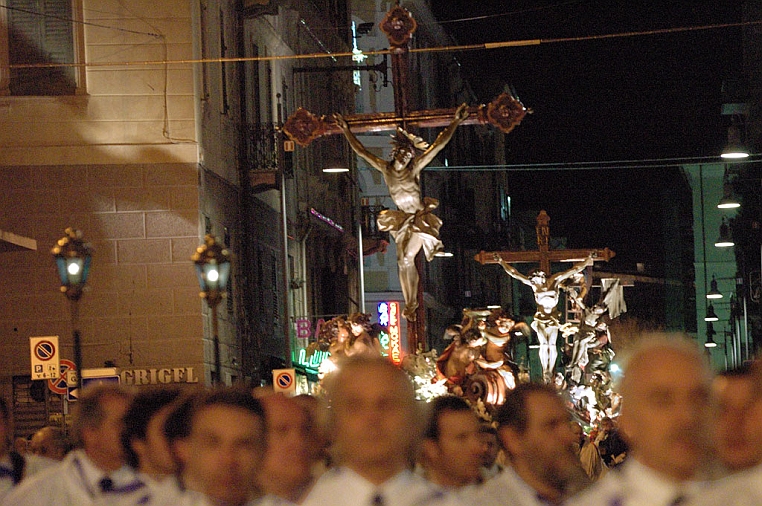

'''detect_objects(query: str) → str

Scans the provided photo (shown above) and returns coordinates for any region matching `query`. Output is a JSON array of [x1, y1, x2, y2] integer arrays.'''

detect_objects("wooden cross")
[[282, 3, 529, 352], [474, 210, 616, 273], [282, 4, 529, 146]]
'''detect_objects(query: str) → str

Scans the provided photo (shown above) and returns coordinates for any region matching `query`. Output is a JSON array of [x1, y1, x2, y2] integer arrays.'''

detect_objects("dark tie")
[[99, 476, 114, 493], [372, 493, 384, 506]]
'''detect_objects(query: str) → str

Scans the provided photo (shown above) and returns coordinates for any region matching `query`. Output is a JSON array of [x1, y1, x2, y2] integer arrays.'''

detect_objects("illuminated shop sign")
[[293, 317, 329, 374], [378, 301, 401, 365], [309, 208, 344, 232], [296, 348, 330, 373]]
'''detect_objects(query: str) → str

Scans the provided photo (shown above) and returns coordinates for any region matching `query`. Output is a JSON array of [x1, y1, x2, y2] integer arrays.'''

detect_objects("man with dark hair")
[[474, 383, 589, 505], [0, 397, 24, 499], [478, 424, 503, 480], [173, 387, 267, 506], [419, 395, 483, 489], [595, 417, 627, 468], [0, 398, 58, 500], [257, 393, 319, 504], [121, 386, 183, 481], [6, 383, 140, 505], [712, 363, 762, 472], [688, 361, 762, 505], [121, 387, 266, 506]]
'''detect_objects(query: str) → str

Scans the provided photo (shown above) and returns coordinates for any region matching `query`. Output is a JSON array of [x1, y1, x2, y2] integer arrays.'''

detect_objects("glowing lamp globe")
[[192, 235, 231, 308], [51, 228, 93, 302]]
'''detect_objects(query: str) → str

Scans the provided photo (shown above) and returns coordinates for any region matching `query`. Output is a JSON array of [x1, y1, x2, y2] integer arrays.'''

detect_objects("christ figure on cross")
[[493, 252, 594, 383], [334, 104, 469, 320]]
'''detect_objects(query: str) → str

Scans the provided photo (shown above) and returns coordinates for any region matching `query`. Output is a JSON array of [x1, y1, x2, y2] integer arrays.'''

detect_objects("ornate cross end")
[[380, 5, 417, 49], [478, 93, 532, 134], [283, 108, 329, 147]]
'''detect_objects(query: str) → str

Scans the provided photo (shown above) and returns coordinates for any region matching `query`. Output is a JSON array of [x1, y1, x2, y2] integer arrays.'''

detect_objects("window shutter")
[[8, 0, 76, 95]]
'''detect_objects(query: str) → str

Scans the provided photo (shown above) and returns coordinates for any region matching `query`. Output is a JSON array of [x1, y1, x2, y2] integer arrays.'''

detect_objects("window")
[[4, 0, 79, 96]]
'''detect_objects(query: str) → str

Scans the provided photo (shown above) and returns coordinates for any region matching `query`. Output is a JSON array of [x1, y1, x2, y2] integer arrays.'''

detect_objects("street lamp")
[[714, 217, 734, 248], [704, 304, 719, 322], [704, 322, 718, 348], [51, 228, 93, 393], [706, 276, 723, 299], [192, 235, 231, 385]]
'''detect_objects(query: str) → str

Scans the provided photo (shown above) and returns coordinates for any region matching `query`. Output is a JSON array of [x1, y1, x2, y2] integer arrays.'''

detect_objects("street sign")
[[30, 336, 60, 380], [49, 359, 76, 395], [68, 367, 120, 401], [272, 368, 296, 396]]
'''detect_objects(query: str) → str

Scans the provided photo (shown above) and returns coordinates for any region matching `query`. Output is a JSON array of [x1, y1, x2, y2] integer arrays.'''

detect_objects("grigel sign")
[[120, 367, 200, 385]]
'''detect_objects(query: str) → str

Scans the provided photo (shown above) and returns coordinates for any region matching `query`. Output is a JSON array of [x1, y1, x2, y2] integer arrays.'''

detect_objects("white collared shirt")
[[564, 458, 704, 506], [3, 449, 145, 506], [0, 452, 58, 501], [686, 463, 762, 506], [301, 467, 464, 506], [473, 465, 554, 506]]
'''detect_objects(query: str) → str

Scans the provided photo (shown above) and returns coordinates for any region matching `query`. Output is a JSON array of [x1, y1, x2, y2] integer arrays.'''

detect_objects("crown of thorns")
[[391, 127, 429, 151]]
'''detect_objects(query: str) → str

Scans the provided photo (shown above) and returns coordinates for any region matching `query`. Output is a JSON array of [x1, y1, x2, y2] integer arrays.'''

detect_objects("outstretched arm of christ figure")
[[333, 113, 387, 172], [493, 253, 534, 288], [547, 254, 594, 288], [414, 103, 470, 172]]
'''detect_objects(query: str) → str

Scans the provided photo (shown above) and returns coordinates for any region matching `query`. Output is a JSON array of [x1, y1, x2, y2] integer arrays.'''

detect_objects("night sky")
[[427, 1, 746, 272], [430, 0, 744, 162]]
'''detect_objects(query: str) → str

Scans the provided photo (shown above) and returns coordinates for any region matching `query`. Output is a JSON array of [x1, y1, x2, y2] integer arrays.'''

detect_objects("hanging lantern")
[[51, 228, 93, 302], [192, 234, 231, 308]]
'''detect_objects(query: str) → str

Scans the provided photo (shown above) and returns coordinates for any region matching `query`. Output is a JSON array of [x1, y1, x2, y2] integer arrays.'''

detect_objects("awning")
[[0, 229, 37, 253]]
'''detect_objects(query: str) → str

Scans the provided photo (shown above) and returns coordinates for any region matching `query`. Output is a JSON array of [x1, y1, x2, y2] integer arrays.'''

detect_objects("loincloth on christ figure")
[[377, 196, 444, 261]]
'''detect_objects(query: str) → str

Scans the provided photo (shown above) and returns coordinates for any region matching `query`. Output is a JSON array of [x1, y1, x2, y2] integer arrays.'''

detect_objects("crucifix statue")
[[474, 210, 615, 383], [334, 105, 469, 321], [283, 2, 529, 351]]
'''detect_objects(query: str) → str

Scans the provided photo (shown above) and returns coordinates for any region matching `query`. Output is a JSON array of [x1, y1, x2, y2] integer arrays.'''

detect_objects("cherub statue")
[[334, 104, 469, 320], [493, 253, 594, 383], [346, 312, 382, 357], [478, 309, 528, 365], [435, 311, 487, 395]]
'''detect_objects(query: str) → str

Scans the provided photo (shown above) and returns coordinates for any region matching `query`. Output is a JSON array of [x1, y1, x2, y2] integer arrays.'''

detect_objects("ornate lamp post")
[[192, 235, 231, 385], [51, 228, 93, 393]]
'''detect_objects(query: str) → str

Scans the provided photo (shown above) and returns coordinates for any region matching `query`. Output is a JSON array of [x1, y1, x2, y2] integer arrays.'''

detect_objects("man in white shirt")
[[174, 387, 266, 506], [566, 334, 714, 506], [477, 425, 504, 481], [712, 364, 762, 473], [475, 382, 589, 506], [5, 383, 141, 505], [419, 395, 483, 490], [29, 426, 70, 461], [687, 362, 762, 505], [0, 397, 60, 501], [255, 392, 319, 505], [301, 356, 459, 506], [94, 386, 186, 506]]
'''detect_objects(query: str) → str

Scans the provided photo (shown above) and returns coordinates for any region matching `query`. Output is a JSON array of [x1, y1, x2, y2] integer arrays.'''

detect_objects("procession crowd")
[[1, 332, 761, 506]]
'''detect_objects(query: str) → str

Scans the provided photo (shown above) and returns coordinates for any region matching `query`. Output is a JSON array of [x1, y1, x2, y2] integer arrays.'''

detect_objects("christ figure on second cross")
[[493, 252, 594, 383], [334, 104, 469, 320]]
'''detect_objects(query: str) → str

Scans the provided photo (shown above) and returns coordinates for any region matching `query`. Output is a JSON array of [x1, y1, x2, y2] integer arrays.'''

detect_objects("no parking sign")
[[30, 336, 60, 380], [272, 368, 296, 396]]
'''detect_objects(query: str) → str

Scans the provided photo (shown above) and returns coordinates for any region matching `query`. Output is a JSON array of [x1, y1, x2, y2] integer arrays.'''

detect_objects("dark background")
[[428, 1, 746, 274]]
